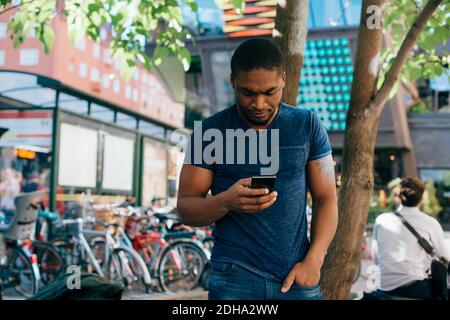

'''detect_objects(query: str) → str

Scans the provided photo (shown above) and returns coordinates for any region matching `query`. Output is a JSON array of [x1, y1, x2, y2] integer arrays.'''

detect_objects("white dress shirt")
[[372, 205, 450, 291]]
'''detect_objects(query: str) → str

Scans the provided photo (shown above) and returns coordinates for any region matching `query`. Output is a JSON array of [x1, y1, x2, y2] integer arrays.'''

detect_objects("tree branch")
[[372, 0, 443, 115]]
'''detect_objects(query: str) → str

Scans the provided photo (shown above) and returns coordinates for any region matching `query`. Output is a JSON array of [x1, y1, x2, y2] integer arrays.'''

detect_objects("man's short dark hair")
[[231, 38, 284, 75], [399, 176, 425, 207]]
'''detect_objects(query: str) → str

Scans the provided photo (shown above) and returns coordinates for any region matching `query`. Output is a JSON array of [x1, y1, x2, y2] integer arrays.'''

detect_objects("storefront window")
[[142, 138, 167, 207], [58, 122, 98, 188], [56, 115, 137, 218], [101, 133, 135, 192]]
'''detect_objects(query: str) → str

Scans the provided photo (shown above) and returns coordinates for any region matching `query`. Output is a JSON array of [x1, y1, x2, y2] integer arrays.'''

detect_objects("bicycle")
[[51, 217, 105, 277], [32, 203, 64, 286], [125, 208, 209, 293], [0, 191, 44, 298], [87, 204, 152, 294]]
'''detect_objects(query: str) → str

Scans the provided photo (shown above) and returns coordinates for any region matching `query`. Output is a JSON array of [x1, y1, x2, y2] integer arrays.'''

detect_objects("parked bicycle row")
[[0, 190, 215, 299]]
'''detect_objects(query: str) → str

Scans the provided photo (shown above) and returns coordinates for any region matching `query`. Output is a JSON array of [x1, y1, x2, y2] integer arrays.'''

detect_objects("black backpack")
[[29, 271, 124, 300]]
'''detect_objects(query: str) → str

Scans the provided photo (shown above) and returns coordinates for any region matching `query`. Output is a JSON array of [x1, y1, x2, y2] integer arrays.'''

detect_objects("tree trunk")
[[320, 0, 443, 299], [320, 0, 387, 299], [273, 0, 309, 106]]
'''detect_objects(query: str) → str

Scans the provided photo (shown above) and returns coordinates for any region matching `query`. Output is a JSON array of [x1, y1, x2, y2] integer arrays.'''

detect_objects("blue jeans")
[[208, 261, 323, 300]]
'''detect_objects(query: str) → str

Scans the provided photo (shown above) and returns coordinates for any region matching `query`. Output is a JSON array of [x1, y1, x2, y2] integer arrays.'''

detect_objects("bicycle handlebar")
[[59, 215, 95, 225], [60, 218, 84, 225]]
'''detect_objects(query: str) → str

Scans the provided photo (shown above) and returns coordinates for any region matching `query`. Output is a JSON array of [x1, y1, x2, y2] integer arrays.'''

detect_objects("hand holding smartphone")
[[250, 175, 276, 193], [221, 176, 277, 213]]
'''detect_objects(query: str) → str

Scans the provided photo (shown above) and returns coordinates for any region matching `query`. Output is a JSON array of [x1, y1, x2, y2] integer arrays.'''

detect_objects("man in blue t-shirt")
[[177, 38, 338, 300]]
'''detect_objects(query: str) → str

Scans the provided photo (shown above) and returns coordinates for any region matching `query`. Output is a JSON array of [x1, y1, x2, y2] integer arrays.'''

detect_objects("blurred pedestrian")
[[0, 168, 21, 216], [22, 171, 42, 193], [372, 176, 450, 299]]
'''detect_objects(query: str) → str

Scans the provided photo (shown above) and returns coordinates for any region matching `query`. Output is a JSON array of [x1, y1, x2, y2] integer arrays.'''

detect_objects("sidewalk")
[[123, 288, 208, 300]]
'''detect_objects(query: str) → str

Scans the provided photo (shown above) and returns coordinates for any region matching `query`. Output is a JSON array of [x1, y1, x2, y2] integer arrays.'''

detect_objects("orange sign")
[[14, 149, 36, 159]]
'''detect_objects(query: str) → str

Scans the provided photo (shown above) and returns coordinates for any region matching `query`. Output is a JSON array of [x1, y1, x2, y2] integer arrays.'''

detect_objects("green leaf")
[[41, 25, 55, 54], [408, 64, 422, 81], [178, 47, 191, 71], [2, 0, 200, 82], [22, 21, 34, 39], [111, 12, 124, 25], [389, 81, 400, 99], [186, 0, 198, 11], [376, 72, 385, 90], [232, 0, 245, 14], [41, 0, 57, 11], [126, 58, 135, 67], [86, 25, 100, 41], [12, 34, 24, 49], [88, 3, 101, 12], [429, 63, 445, 79], [119, 62, 135, 82], [418, 34, 435, 51], [1, 0, 10, 8], [138, 53, 153, 70], [68, 25, 82, 44], [153, 46, 170, 65], [91, 12, 102, 26], [100, 14, 108, 25], [391, 23, 405, 42], [434, 27, 448, 45]]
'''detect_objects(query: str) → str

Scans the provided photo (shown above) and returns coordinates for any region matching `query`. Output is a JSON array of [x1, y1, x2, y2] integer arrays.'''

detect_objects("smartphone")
[[250, 175, 276, 193]]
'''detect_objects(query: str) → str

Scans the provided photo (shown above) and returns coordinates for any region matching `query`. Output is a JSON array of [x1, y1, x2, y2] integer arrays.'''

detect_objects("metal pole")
[[49, 91, 60, 212]]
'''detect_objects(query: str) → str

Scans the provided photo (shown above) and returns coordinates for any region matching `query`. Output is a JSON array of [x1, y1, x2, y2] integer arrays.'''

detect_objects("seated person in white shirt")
[[372, 176, 450, 300]]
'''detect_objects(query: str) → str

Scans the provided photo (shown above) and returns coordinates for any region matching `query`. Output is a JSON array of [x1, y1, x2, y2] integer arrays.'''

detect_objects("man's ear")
[[230, 73, 235, 89]]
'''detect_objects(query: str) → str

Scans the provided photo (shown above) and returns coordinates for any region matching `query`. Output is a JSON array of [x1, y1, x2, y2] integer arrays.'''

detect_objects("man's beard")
[[237, 103, 275, 126]]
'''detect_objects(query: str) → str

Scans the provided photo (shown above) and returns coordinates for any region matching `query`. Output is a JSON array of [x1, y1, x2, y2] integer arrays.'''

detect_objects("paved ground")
[[123, 288, 208, 300], [2, 288, 208, 301]]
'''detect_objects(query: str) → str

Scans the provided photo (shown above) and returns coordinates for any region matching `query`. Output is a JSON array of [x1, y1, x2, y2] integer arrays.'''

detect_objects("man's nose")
[[253, 95, 265, 109]]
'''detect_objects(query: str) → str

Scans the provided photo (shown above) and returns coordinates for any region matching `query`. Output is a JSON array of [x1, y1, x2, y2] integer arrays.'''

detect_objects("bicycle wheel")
[[30, 240, 64, 287], [107, 247, 152, 294], [53, 238, 103, 276], [89, 237, 108, 266], [1, 246, 38, 298], [51, 238, 76, 267], [157, 240, 207, 293]]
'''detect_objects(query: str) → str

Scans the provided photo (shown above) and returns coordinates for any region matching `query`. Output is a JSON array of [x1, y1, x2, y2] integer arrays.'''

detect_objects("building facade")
[[0, 4, 187, 214], [177, 0, 450, 208]]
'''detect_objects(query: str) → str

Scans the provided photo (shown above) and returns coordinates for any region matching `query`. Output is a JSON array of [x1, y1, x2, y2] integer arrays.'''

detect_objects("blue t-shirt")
[[184, 103, 332, 281]]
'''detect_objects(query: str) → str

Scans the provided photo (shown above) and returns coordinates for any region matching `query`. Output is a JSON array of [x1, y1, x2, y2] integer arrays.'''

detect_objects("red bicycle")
[[125, 212, 209, 293]]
